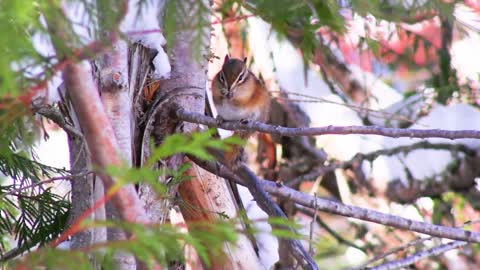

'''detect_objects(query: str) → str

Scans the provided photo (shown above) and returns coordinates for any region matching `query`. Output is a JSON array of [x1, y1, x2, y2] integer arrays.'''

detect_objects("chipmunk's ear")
[[243, 57, 247, 63], [224, 54, 230, 63]]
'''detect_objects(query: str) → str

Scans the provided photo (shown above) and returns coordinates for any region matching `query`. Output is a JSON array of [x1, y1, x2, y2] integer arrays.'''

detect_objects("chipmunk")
[[212, 55, 271, 168]]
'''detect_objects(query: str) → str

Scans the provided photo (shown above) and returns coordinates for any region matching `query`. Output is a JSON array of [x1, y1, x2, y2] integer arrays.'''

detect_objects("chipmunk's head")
[[215, 55, 250, 99]]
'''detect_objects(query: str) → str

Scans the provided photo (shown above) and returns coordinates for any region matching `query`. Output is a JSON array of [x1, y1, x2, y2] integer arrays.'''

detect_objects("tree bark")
[[179, 163, 262, 270], [97, 39, 136, 270], [138, 1, 262, 268], [59, 83, 106, 269], [61, 61, 157, 270]]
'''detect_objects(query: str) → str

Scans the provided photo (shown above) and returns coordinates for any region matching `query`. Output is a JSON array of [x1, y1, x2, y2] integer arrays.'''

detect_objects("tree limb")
[[188, 156, 480, 243], [351, 236, 433, 270], [288, 141, 476, 187], [234, 164, 319, 270], [367, 241, 467, 270], [32, 103, 83, 138], [175, 108, 480, 140]]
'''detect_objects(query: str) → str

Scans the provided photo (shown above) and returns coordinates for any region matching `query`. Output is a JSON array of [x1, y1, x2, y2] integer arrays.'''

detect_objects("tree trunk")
[[97, 39, 136, 270], [179, 163, 262, 270], [134, 1, 262, 268], [61, 84, 106, 269]]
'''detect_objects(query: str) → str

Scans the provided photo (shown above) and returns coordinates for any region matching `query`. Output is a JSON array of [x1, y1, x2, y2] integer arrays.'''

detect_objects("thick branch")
[[176, 108, 480, 140], [189, 157, 480, 243]]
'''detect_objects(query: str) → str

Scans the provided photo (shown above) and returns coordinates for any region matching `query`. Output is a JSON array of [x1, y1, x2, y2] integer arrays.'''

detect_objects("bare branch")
[[234, 164, 319, 270], [351, 236, 433, 270], [5, 172, 91, 196], [32, 103, 83, 138], [367, 241, 467, 270], [288, 141, 475, 187], [188, 156, 480, 243], [296, 205, 364, 252], [175, 108, 480, 140]]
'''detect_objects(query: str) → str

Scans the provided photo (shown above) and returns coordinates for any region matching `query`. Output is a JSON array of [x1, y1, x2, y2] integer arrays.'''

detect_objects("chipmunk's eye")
[[219, 72, 225, 83], [238, 72, 245, 82]]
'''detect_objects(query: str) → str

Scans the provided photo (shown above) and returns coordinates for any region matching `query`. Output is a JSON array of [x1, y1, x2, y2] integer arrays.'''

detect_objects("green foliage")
[[350, 0, 457, 23], [0, 0, 125, 99], [96, 0, 125, 34], [11, 218, 239, 269], [106, 163, 191, 196], [236, 0, 344, 62], [0, 97, 64, 258], [0, 0, 44, 96], [349, 0, 461, 104], [147, 128, 243, 166], [0, 185, 70, 258], [162, 0, 212, 60], [0, 152, 67, 187], [0, 103, 37, 154], [107, 128, 241, 196], [0, 114, 70, 257]]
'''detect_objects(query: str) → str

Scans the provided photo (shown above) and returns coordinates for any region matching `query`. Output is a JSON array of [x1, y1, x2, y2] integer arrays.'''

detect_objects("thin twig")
[[288, 141, 475, 187], [4, 172, 91, 196], [367, 241, 467, 270], [175, 108, 480, 140], [308, 193, 317, 255], [271, 91, 420, 126], [296, 205, 365, 252], [353, 219, 480, 269], [350, 236, 433, 270]]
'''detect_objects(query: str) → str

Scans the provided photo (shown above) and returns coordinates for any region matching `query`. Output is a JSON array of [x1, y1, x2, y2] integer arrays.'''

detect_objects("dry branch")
[[235, 164, 319, 270], [32, 104, 83, 138], [368, 241, 467, 270], [176, 108, 480, 140], [351, 236, 434, 270], [288, 141, 475, 187], [189, 156, 480, 244]]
